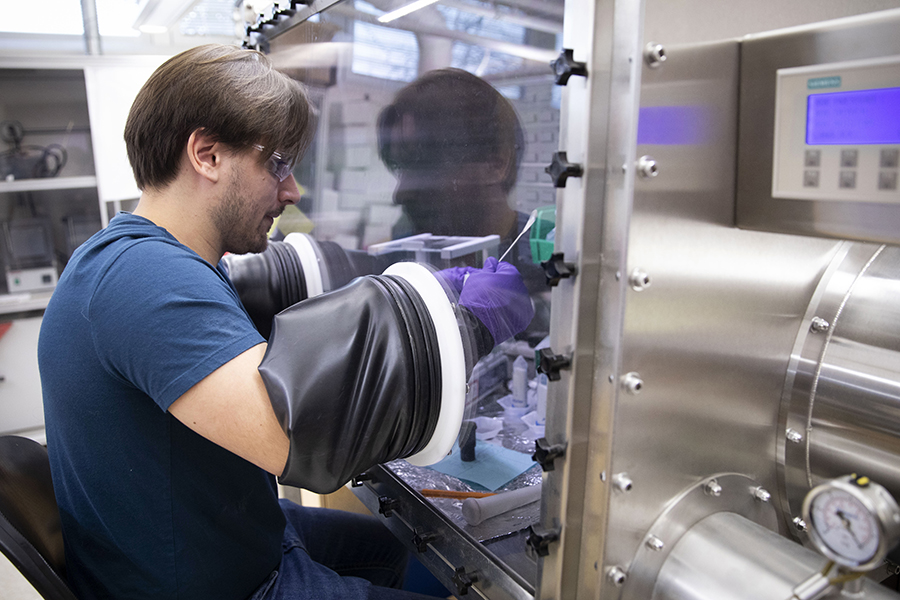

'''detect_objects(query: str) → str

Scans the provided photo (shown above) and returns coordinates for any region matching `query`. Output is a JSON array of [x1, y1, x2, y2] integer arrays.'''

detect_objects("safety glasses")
[[253, 144, 294, 182]]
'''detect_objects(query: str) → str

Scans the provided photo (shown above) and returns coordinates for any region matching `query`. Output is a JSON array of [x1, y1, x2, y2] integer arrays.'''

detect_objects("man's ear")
[[186, 129, 224, 183]]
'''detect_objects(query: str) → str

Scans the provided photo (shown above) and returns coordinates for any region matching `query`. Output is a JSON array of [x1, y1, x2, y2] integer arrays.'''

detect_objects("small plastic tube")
[[512, 355, 528, 408], [536, 374, 548, 426]]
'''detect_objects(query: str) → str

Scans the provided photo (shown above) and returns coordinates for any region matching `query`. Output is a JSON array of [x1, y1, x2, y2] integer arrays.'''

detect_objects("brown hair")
[[125, 43, 317, 191], [377, 68, 524, 193]]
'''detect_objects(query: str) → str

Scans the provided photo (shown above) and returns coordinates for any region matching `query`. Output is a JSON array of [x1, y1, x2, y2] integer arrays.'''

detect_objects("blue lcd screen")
[[806, 86, 900, 145]]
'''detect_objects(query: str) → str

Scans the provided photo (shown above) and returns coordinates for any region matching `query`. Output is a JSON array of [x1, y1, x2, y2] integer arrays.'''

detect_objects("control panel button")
[[839, 170, 857, 189], [879, 171, 898, 191], [881, 149, 899, 169], [803, 170, 820, 188], [840, 149, 859, 168], [805, 150, 821, 167]]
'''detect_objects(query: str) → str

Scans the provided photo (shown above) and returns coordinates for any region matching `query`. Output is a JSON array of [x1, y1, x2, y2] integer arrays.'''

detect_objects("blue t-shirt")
[[38, 213, 284, 600]]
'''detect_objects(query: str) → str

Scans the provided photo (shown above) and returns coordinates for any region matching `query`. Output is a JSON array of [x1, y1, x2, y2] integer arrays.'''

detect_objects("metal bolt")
[[629, 268, 651, 291], [793, 517, 808, 532], [644, 42, 667, 68], [606, 566, 627, 587], [612, 473, 633, 494], [786, 428, 803, 444], [753, 487, 772, 503], [621, 372, 643, 395], [637, 155, 659, 179], [810, 317, 830, 333], [705, 479, 723, 497], [646, 535, 665, 551]]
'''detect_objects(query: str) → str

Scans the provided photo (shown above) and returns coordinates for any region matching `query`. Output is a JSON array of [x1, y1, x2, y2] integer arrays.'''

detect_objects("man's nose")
[[392, 171, 433, 205], [279, 173, 301, 205]]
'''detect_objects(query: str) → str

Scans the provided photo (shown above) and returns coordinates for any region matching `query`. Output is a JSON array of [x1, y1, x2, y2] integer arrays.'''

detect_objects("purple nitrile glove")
[[436, 265, 477, 293], [458, 257, 534, 345]]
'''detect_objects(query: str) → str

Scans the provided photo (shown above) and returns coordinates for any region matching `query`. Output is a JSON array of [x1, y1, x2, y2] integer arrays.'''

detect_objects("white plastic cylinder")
[[512, 355, 528, 408], [536, 374, 548, 426]]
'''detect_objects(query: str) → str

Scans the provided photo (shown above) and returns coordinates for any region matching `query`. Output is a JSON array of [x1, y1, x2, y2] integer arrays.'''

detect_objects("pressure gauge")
[[802, 475, 900, 571]]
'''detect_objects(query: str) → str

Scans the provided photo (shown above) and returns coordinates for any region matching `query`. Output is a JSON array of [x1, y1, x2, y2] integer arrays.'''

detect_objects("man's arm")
[[168, 343, 290, 476]]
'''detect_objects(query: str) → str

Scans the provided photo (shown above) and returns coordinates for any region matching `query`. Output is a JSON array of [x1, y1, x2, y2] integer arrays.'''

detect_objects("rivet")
[[629, 268, 651, 292], [612, 473, 633, 493], [705, 479, 723, 497], [646, 535, 664, 551], [753, 487, 771, 503], [637, 155, 659, 179], [606, 566, 627, 587], [810, 317, 830, 333], [786, 428, 803, 444], [793, 517, 808, 532], [621, 372, 643, 395], [644, 42, 666, 68]]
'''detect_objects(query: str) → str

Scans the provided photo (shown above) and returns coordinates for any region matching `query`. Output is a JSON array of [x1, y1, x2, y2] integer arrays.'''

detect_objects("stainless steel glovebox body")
[[249, 2, 900, 598]]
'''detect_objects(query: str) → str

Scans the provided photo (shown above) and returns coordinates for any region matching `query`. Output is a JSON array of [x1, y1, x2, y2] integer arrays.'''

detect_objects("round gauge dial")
[[808, 487, 880, 565], [802, 475, 900, 571]]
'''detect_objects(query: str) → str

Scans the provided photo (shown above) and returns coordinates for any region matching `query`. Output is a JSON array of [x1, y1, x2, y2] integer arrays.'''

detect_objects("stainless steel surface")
[[736, 9, 900, 244], [541, 0, 645, 598], [650, 512, 899, 600], [621, 474, 778, 600], [609, 36, 844, 596], [780, 245, 900, 537]]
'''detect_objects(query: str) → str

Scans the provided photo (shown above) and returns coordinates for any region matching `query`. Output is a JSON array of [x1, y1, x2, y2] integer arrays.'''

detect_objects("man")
[[38, 44, 530, 600]]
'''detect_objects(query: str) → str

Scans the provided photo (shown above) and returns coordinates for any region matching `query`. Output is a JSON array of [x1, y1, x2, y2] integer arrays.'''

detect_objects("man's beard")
[[212, 177, 271, 256]]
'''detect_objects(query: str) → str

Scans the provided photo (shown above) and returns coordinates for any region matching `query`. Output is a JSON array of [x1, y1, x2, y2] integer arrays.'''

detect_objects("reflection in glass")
[[267, 1, 561, 587]]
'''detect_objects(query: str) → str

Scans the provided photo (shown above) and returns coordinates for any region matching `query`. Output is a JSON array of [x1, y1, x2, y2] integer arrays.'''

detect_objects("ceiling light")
[[377, 0, 441, 24]]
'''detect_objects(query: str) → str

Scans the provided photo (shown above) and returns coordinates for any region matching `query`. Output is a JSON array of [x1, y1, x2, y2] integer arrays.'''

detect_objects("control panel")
[[772, 55, 900, 202]]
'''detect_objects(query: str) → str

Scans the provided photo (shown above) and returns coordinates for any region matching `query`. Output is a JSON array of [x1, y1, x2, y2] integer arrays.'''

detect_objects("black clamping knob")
[[452, 566, 478, 596], [526, 525, 561, 557], [412, 530, 437, 553], [532, 437, 567, 471], [545, 152, 584, 188], [536, 347, 571, 382], [540, 252, 577, 287], [378, 496, 400, 517], [351, 472, 373, 487], [551, 48, 588, 85]]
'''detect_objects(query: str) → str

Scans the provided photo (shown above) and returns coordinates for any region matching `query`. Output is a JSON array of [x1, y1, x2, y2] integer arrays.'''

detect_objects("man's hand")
[[458, 257, 534, 345]]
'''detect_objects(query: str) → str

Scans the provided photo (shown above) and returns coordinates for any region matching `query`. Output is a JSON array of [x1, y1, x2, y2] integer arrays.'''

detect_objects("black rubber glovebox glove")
[[258, 274, 442, 494]]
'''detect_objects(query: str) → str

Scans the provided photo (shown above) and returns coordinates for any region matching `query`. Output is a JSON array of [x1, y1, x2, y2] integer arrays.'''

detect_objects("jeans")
[[248, 500, 445, 600]]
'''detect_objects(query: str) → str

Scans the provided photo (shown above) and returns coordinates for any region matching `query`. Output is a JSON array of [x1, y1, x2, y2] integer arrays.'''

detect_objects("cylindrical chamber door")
[[781, 243, 900, 532]]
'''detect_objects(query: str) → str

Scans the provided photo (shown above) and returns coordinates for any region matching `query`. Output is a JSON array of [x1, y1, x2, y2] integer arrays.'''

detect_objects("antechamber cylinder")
[[781, 243, 900, 523], [653, 512, 897, 600]]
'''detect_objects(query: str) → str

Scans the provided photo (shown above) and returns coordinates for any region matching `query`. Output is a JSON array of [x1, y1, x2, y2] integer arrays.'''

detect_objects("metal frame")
[[538, 1, 645, 599], [352, 466, 534, 600]]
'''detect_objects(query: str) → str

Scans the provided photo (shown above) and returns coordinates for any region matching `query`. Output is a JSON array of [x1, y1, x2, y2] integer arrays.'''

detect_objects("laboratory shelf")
[[0, 176, 97, 194]]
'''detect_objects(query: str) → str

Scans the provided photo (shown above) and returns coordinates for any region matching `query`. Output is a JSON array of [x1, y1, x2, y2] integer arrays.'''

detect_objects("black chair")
[[0, 435, 77, 600]]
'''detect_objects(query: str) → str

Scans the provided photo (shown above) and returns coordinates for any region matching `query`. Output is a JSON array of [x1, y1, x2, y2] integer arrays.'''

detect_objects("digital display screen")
[[807, 86, 900, 145]]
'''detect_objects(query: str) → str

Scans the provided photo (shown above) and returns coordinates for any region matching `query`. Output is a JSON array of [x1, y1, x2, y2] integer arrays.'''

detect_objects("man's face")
[[387, 117, 500, 237], [213, 152, 297, 255], [392, 163, 484, 236]]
